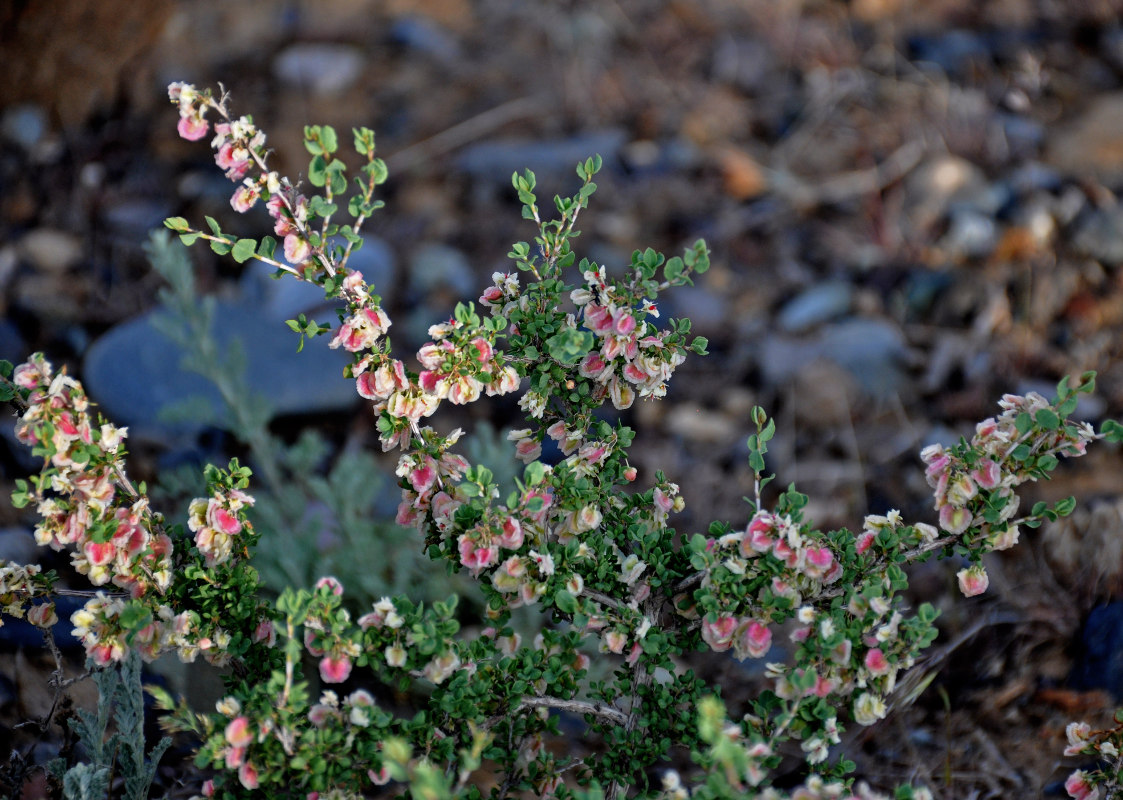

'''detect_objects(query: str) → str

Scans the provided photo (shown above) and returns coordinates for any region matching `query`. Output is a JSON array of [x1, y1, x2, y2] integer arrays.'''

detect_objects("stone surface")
[[1046, 93, 1123, 182], [83, 300, 356, 436], [18, 229, 83, 273], [273, 43, 365, 95], [759, 318, 909, 398], [777, 281, 852, 333], [455, 130, 627, 182]]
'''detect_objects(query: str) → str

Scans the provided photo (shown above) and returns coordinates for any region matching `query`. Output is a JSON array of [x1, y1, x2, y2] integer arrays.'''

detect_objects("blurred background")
[[6, 0, 1123, 795]]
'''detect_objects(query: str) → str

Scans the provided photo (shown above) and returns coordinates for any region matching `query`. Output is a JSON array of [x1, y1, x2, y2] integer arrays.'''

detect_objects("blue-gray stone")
[[1073, 207, 1123, 266], [389, 16, 462, 63], [273, 43, 365, 95], [101, 199, 173, 239], [1, 104, 47, 150], [777, 281, 852, 333], [941, 209, 997, 259], [759, 318, 908, 398], [83, 299, 356, 437], [241, 237, 396, 320], [0, 527, 38, 565], [409, 243, 475, 299], [455, 129, 627, 182], [1071, 602, 1123, 701]]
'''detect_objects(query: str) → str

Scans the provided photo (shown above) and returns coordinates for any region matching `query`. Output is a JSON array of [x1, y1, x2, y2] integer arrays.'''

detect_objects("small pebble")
[[18, 229, 84, 273], [273, 43, 365, 95]]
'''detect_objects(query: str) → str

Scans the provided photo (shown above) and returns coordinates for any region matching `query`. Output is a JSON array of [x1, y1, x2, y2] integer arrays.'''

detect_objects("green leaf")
[[205, 216, 222, 235], [164, 216, 190, 232], [370, 158, 388, 185], [691, 336, 709, 355], [545, 328, 594, 366], [1103, 419, 1123, 443], [231, 238, 257, 263], [1034, 408, 1060, 431], [554, 590, 578, 615], [179, 232, 201, 246], [320, 125, 338, 154], [524, 461, 546, 486], [258, 235, 277, 260], [209, 238, 232, 256], [664, 256, 684, 284], [1055, 496, 1077, 516], [309, 154, 328, 187]]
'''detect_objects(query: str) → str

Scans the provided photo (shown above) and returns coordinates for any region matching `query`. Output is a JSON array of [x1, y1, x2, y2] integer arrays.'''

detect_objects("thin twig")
[[516, 696, 627, 727], [386, 95, 547, 174]]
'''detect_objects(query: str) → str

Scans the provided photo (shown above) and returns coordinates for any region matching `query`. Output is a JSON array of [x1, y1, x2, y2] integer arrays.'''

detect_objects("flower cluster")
[[187, 488, 255, 567], [921, 387, 1097, 595], [0, 560, 56, 627], [7, 83, 1123, 800], [573, 262, 687, 410], [12, 355, 173, 599]]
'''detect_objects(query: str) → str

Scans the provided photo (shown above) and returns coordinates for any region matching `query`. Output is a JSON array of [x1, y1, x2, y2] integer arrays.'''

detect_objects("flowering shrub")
[[3, 81, 1123, 799]]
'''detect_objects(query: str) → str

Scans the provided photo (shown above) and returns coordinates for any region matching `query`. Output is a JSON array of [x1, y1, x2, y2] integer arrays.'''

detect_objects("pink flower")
[[855, 530, 876, 555], [207, 499, 242, 535], [314, 575, 344, 595], [971, 458, 1001, 490], [230, 184, 259, 213], [701, 615, 738, 652], [84, 540, 115, 566], [225, 746, 246, 769], [177, 114, 209, 141], [604, 630, 627, 654], [864, 648, 890, 676], [938, 504, 972, 535], [578, 351, 610, 379], [739, 620, 772, 658], [409, 463, 437, 494], [369, 767, 392, 786], [803, 546, 833, 578], [1065, 770, 1099, 800], [284, 234, 311, 265], [1065, 722, 1092, 756], [238, 761, 259, 790], [495, 516, 523, 549], [956, 564, 989, 597], [471, 337, 493, 362], [320, 655, 353, 683], [27, 602, 57, 628], [225, 716, 254, 748], [252, 618, 276, 646]]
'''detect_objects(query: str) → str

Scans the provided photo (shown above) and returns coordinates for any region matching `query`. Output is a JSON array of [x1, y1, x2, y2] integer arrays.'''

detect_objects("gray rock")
[[1071, 602, 1123, 701], [101, 198, 173, 239], [941, 209, 997, 259], [83, 299, 356, 437], [1, 104, 47, 150], [1073, 207, 1123, 267], [241, 236, 396, 320], [273, 43, 365, 95], [18, 229, 84, 273], [0, 528, 38, 565], [711, 34, 772, 93], [389, 16, 461, 63], [759, 318, 908, 398], [343, 236, 397, 295], [661, 285, 729, 338], [409, 243, 475, 299], [777, 281, 852, 333], [455, 129, 627, 182]]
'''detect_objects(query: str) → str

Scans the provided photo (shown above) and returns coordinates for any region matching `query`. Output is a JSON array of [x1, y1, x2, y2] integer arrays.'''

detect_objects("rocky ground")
[[6, 0, 1123, 796]]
